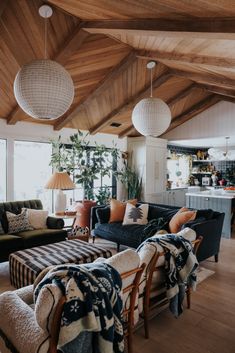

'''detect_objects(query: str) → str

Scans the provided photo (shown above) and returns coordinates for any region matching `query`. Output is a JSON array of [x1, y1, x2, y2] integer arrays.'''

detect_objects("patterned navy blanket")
[[34, 262, 124, 353], [138, 234, 198, 317]]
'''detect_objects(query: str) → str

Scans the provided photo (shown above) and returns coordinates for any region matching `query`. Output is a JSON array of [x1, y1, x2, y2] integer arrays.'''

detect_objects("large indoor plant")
[[115, 159, 142, 200], [50, 130, 119, 226]]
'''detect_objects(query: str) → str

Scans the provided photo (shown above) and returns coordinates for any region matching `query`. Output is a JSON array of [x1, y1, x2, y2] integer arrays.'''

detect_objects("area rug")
[[196, 266, 215, 284]]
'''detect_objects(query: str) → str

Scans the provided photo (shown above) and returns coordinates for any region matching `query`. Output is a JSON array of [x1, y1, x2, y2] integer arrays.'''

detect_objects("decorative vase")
[[74, 200, 96, 229]]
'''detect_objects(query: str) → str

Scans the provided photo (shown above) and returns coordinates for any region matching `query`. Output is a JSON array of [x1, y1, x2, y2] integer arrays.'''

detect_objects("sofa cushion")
[[96, 207, 110, 224], [0, 200, 43, 233], [16, 229, 67, 248], [123, 203, 149, 225], [0, 234, 22, 253], [94, 222, 146, 249], [109, 199, 137, 223], [169, 208, 196, 233], [22, 208, 48, 229], [0, 222, 4, 235], [6, 209, 33, 234], [148, 205, 178, 222], [196, 209, 214, 220]]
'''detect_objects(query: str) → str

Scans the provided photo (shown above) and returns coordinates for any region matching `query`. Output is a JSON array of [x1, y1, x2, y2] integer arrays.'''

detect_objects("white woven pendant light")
[[13, 5, 74, 120], [132, 61, 171, 136], [14, 59, 74, 119]]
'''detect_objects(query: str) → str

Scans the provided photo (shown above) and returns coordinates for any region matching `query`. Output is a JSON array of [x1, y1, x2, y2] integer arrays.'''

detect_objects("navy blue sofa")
[[90, 203, 225, 262]]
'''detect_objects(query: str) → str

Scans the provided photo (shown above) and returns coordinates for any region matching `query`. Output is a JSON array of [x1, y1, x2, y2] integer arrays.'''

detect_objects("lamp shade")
[[132, 97, 171, 136], [14, 59, 74, 120], [45, 172, 75, 190]]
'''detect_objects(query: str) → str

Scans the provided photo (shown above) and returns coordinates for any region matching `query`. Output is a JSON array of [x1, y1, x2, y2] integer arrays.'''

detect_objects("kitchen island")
[[186, 190, 235, 238]]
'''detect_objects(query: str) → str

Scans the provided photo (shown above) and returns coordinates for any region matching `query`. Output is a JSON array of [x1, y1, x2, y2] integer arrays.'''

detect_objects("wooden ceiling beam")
[[197, 83, 235, 98], [137, 50, 235, 69], [89, 70, 171, 135], [83, 18, 235, 40], [7, 24, 89, 125], [119, 126, 136, 139], [213, 95, 235, 104], [170, 68, 235, 89], [53, 49, 136, 130], [167, 83, 197, 107], [163, 95, 220, 134], [118, 82, 197, 138]]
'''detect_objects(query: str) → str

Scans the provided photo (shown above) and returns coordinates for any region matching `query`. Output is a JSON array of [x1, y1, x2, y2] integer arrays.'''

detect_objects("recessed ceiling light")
[[110, 122, 121, 127]]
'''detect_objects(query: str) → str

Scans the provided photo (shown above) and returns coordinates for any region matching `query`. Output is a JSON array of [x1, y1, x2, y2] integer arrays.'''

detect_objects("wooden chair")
[[122, 263, 145, 353], [48, 264, 146, 353], [143, 236, 203, 339]]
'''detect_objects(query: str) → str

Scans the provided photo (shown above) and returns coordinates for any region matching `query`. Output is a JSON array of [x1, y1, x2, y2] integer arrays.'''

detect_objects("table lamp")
[[45, 171, 75, 215]]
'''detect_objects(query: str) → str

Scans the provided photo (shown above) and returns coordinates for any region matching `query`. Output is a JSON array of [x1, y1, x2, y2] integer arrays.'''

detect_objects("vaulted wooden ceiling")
[[1, 0, 235, 137]]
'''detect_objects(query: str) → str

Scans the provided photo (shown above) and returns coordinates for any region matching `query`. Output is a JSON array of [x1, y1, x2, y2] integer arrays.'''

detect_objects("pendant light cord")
[[150, 67, 153, 98], [44, 13, 48, 59]]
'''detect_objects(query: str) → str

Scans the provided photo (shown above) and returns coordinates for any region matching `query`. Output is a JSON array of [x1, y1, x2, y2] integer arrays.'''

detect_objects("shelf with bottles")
[[191, 172, 212, 175]]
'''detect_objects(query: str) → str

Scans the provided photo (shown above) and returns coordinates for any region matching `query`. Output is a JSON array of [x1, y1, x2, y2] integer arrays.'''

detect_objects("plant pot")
[[74, 200, 96, 229]]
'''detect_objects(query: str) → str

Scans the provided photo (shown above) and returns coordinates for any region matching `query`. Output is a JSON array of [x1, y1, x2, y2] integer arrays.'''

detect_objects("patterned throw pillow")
[[122, 203, 149, 226], [6, 209, 33, 234]]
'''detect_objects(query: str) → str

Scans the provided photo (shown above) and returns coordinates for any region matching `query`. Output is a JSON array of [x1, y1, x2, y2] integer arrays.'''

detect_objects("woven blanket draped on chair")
[[138, 234, 198, 317], [34, 262, 124, 353]]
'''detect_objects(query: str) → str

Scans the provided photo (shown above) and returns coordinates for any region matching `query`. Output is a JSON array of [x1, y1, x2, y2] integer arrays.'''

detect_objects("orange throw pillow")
[[109, 199, 137, 223], [169, 207, 196, 233]]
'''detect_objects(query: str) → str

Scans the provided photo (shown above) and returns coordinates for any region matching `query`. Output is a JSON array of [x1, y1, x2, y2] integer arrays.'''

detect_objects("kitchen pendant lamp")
[[13, 5, 74, 120], [132, 61, 171, 136]]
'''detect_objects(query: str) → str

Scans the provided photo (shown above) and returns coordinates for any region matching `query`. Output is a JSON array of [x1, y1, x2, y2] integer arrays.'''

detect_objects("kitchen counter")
[[186, 191, 235, 199], [186, 192, 235, 238]]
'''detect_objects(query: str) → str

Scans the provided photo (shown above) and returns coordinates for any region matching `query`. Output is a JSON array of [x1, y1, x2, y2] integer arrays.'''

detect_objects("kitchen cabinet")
[[186, 193, 235, 238], [162, 189, 187, 207]]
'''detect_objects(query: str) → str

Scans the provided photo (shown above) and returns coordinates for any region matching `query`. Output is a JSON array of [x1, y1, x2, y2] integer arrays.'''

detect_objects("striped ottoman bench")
[[9, 239, 112, 288]]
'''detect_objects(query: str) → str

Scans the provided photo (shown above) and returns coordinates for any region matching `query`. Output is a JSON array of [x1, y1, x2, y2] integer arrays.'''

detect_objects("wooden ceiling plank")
[[55, 27, 89, 65], [54, 50, 136, 130], [89, 70, 171, 135], [167, 83, 197, 107], [0, 0, 8, 17], [164, 95, 220, 133], [83, 18, 235, 40], [170, 68, 235, 89], [7, 24, 89, 125], [137, 50, 235, 69]]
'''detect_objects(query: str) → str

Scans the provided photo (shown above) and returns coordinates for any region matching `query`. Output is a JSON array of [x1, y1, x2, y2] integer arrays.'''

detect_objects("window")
[[14, 141, 52, 211], [167, 155, 190, 188], [64, 145, 117, 203], [0, 139, 7, 201]]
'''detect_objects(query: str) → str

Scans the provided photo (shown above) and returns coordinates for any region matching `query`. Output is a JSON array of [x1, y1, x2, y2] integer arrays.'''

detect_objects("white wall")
[[0, 119, 127, 201], [162, 101, 235, 141]]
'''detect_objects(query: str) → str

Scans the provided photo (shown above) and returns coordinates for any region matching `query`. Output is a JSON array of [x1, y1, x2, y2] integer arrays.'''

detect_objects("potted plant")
[[115, 159, 142, 200]]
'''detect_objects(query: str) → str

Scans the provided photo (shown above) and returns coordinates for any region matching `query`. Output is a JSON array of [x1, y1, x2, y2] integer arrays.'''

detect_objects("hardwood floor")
[[133, 238, 235, 353]]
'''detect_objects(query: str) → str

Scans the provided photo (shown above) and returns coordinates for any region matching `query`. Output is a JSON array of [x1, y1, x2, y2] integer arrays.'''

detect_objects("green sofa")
[[0, 199, 67, 263]]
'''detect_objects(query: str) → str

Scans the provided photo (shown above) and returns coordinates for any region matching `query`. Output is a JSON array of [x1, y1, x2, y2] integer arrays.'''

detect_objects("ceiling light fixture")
[[208, 136, 235, 160], [13, 5, 74, 120], [131, 61, 171, 137]]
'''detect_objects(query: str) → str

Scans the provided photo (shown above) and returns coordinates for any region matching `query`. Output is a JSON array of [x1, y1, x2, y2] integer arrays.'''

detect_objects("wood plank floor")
[[133, 238, 235, 353]]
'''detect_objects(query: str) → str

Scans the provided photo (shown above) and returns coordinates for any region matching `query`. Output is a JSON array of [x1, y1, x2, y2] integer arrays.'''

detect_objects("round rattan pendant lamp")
[[13, 5, 74, 120], [132, 61, 171, 136]]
